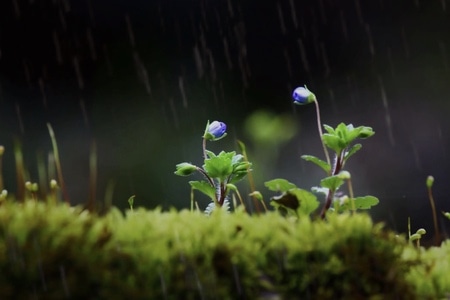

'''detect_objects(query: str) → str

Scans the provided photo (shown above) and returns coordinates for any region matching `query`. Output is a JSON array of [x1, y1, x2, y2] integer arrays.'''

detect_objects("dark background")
[[0, 0, 449, 235]]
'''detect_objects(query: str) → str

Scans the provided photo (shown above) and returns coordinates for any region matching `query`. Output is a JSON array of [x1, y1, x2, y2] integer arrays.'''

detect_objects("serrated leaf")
[[174, 162, 198, 176], [344, 144, 362, 162], [189, 181, 216, 200], [336, 195, 379, 212], [265, 178, 297, 192], [301, 155, 331, 173], [320, 175, 345, 191], [204, 151, 234, 179], [323, 124, 335, 134], [311, 186, 329, 195]]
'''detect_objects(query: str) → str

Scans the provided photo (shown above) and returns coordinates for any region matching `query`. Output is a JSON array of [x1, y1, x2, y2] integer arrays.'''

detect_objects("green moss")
[[0, 200, 447, 299]]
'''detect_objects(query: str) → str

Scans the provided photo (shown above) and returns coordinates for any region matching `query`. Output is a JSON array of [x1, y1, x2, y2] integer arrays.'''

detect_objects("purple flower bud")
[[207, 121, 227, 140], [292, 86, 316, 105]]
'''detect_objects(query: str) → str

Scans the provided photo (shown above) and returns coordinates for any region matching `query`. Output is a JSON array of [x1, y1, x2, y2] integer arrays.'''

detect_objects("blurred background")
[[0, 0, 449, 235]]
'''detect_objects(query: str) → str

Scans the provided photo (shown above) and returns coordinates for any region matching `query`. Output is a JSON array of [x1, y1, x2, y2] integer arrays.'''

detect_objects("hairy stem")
[[320, 152, 344, 219]]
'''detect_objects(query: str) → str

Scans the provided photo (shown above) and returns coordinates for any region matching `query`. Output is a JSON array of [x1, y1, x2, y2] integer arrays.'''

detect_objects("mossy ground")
[[0, 200, 448, 299]]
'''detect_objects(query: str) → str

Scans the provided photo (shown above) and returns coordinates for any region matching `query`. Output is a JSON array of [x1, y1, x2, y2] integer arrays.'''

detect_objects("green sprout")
[[268, 86, 378, 219], [175, 120, 252, 214]]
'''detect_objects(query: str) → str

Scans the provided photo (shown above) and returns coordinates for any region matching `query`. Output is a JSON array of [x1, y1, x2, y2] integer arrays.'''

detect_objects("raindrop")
[[387, 47, 395, 76], [277, 2, 287, 35], [125, 14, 136, 48], [38, 78, 47, 108], [193, 45, 204, 79], [178, 76, 188, 108], [320, 42, 330, 77], [414, 0, 420, 8], [58, 8, 67, 31], [12, 0, 20, 18], [339, 10, 349, 42], [102, 44, 113, 76], [207, 49, 217, 82], [401, 26, 410, 58], [227, 0, 234, 18], [133, 51, 152, 95], [86, 0, 96, 26], [411, 141, 422, 170], [72, 56, 84, 90], [378, 76, 395, 146], [283, 48, 293, 78], [16, 103, 25, 134], [86, 28, 97, 61], [61, 0, 71, 12], [353, 0, 364, 24], [79, 98, 90, 128], [441, 0, 446, 11], [222, 37, 233, 69], [288, 0, 298, 29], [297, 38, 310, 74], [169, 97, 179, 129], [22, 60, 31, 87], [53, 31, 63, 65], [365, 23, 375, 57]]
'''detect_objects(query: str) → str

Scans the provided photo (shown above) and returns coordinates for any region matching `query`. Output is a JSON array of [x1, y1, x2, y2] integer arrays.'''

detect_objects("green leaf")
[[203, 151, 234, 179], [189, 181, 216, 200], [344, 144, 362, 162], [289, 189, 319, 216], [320, 175, 345, 191], [301, 155, 331, 173], [323, 124, 335, 134], [336, 195, 379, 212], [174, 162, 198, 176], [205, 150, 216, 158], [270, 188, 319, 216], [322, 134, 345, 154], [265, 178, 297, 192], [442, 211, 450, 220], [357, 126, 375, 139]]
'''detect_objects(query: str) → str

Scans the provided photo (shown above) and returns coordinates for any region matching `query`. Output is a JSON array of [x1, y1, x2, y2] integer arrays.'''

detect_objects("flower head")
[[204, 121, 227, 141], [292, 86, 316, 105]]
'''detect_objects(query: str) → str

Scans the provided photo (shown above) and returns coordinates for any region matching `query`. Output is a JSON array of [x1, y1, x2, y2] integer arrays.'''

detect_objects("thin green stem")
[[314, 100, 331, 172], [427, 184, 440, 245], [47, 123, 70, 204]]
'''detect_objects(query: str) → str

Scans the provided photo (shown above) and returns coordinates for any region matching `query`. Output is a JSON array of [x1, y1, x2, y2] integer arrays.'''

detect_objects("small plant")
[[175, 121, 252, 214], [267, 86, 379, 218]]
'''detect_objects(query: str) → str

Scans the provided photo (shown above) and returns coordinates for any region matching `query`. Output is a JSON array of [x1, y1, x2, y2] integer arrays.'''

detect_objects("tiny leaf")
[[320, 175, 345, 191], [265, 178, 297, 192], [301, 155, 331, 173], [189, 181, 216, 200], [344, 144, 362, 162]]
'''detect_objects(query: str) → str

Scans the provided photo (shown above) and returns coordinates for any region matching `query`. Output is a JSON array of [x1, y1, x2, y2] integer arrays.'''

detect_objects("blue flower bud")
[[292, 86, 316, 105], [204, 121, 227, 141]]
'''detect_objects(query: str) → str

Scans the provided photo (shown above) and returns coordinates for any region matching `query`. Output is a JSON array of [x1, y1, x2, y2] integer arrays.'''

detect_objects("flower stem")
[[314, 100, 331, 172]]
